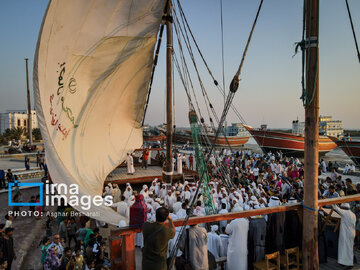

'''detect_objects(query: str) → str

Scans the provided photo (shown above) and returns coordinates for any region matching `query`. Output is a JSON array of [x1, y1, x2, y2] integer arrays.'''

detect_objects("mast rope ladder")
[[168, 1, 264, 268]]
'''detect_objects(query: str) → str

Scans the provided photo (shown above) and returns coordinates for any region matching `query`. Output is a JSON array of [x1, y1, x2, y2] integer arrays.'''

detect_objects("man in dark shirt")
[[5, 170, 13, 186], [0, 228, 16, 270], [142, 207, 175, 270], [0, 170, 5, 189]]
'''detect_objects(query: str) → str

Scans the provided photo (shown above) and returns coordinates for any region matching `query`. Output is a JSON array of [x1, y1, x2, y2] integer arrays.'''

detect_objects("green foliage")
[[32, 128, 42, 141], [11, 127, 26, 140], [0, 127, 26, 145]]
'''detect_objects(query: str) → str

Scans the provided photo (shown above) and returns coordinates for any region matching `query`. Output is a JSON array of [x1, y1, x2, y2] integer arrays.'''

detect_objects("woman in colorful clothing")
[[43, 246, 61, 270], [40, 237, 51, 266]]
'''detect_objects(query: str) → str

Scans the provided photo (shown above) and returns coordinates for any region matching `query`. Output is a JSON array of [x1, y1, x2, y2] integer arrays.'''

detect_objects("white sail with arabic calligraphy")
[[33, 0, 166, 225]]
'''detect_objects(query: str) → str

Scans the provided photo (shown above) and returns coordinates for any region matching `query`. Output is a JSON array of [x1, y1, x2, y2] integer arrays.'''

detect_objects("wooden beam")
[[318, 194, 360, 206], [303, 0, 320, 268], [111, 194, 360, 236]]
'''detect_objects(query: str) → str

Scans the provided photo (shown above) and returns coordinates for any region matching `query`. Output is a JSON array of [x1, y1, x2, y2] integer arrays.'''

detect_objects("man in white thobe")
[[123, 183, 133, 202], [112, 196, 129, 218], [207, 225, 222, 259], [333, 203, 356, 267], [126, 153, 135, 174], [218, 203, 228, 232], [177, 154, 183, 174], [219, 230, 229, 257], [226, 217, 249, 270], [176, 203, 188, 220]]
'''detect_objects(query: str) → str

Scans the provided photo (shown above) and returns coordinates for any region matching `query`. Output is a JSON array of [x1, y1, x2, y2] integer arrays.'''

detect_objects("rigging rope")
[[173, 7, 235, 152], [230, 0, 264, 93], [173, 58, 234, 193], [220, 0, 226, 107], [168, 1, 264, 268], [141, 0, 171, 126], [345, 0, 360, 63], [176, 0, 248, 125]]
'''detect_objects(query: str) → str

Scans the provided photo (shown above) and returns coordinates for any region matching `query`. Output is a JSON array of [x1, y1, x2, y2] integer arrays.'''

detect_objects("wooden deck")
[[105, 166, 185, 185], [319, 248, 360, 269]]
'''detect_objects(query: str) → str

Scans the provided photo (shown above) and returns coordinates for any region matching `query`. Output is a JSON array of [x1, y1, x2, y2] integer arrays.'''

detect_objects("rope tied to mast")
[[230, 0, 264, 93]]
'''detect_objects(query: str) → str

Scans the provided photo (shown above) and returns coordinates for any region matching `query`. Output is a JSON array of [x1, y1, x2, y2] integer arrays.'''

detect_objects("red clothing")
[[142, 150, 150, 161]]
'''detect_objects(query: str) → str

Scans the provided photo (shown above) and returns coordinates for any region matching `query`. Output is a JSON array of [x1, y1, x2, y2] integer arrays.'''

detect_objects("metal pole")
[[25, 58, 32, 145], [165, 0, 173, 184], [303, 0, 319, 268]]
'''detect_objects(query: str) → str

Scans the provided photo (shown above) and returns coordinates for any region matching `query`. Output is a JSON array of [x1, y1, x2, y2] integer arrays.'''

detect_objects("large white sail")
[[33, 0, 165, 225]]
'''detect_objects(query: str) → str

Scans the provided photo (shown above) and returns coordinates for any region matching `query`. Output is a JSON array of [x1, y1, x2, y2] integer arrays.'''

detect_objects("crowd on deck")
[[0, 148, 359, 269], [118, 148, 360, 269]]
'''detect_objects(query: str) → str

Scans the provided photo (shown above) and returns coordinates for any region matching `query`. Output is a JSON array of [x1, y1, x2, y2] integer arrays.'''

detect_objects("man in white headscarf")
[[126, 153, 135, 174], [111, 184, 121, 203], [225, 210, 249, 270], [172, 196, 182, 214], [332, 203, 356, 267], [165, 190, 176, 210], [268, 195, 281, 207], [140, 185, 149, 200], [102, 183, 113, 199], [159, 184, 167, 200], [218, 202, 228, 232], [149, 179, 160, 197], [207, 225, 222, 259], [176, 202, 188, 220], [123, 183, 133, 202]]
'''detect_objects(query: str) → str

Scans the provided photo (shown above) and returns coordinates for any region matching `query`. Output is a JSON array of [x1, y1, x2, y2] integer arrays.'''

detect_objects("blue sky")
[[0, 0, 359, 129]]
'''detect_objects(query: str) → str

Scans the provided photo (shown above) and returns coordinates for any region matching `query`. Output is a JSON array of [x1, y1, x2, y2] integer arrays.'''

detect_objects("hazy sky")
[[0, 0, 359, 129]]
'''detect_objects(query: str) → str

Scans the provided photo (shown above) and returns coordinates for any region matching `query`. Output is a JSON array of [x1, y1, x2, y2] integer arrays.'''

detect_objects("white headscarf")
[[268, 196, 280, 207], [211, 225, 219, 233]]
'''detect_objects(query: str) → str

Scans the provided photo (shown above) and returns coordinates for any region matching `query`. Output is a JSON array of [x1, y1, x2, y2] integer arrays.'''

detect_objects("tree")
[[32, 128, 42, 141], [12, 127, 26, 140]]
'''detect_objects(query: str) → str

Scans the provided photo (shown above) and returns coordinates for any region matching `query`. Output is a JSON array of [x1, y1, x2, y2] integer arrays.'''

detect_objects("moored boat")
[[173, 130, 249, 148], [245, 125, 337, 156], [329, 136, 360, 166]]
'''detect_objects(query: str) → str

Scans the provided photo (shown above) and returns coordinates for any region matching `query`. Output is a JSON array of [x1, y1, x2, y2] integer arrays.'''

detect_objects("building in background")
[[319, 115, 343, 138], [226, 123, 250, 137], [0, 110, 38, 134], [291, 116, 343, 138]]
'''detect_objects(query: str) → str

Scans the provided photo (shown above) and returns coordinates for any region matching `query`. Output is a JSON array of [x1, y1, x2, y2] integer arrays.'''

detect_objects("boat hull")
[[246, 128, 337, 157], [173, 132, 250, 147], [143, 135, 166, 142], [329, 138, 360, 166]]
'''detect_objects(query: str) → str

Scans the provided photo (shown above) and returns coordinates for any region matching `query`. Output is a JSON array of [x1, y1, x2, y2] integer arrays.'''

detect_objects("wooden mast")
[[165, 0, 173, 184], [25, 58, 32, 145], [303, 0, 319, 268]]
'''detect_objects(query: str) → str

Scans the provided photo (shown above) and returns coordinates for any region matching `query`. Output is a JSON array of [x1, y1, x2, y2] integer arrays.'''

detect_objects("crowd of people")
[[0, 147, 359, 269], [115, 148, 360, 269], [0, 203, 112, 270], [39, 212, 111, 270]]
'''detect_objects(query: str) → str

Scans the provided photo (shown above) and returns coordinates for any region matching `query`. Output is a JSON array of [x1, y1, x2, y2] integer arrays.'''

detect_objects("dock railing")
[[109, 194, 360, 270]]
